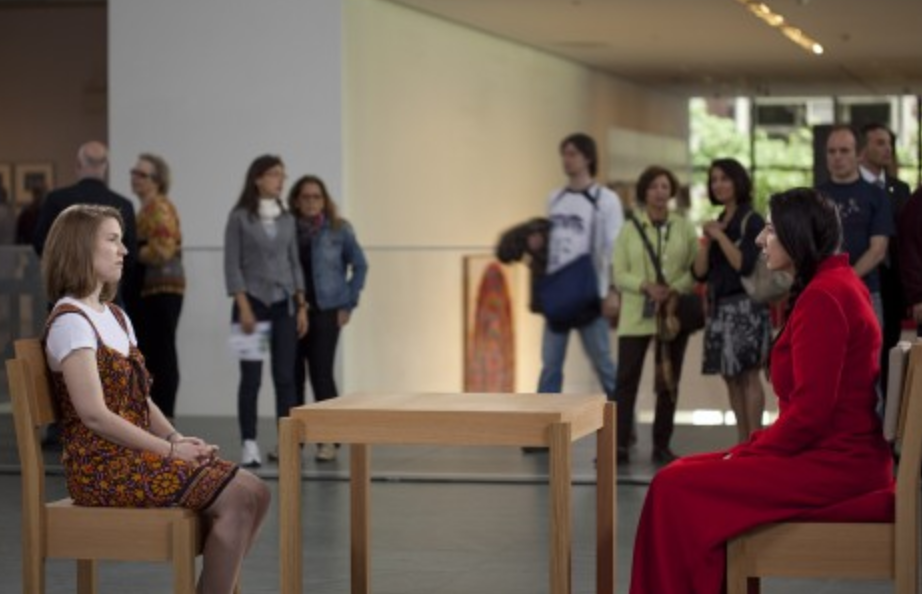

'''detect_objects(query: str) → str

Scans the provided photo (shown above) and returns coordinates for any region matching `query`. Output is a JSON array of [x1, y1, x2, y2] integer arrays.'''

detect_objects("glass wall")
[[690, 94, 921, 217], [0, 247, 47, 404]]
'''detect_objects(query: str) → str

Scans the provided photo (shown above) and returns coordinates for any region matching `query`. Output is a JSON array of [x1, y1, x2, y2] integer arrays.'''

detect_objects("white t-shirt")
[[45, 297, 137, 372], [546, 184, 624, 297]]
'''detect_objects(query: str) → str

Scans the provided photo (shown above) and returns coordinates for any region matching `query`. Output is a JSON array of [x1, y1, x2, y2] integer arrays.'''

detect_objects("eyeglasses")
[[130, 169, 153, 179]]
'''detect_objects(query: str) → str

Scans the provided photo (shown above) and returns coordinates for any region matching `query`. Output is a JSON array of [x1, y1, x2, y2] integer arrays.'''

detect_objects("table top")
[[289, 393, 608, 446]]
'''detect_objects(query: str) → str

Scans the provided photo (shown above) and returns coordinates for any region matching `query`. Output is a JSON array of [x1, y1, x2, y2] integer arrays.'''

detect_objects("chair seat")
[[796, 488, 895, 523], [45, 498, 202, 561]]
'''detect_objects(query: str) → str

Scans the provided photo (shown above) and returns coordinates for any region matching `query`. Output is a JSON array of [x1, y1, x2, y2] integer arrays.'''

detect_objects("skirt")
[[702, 293, 771, 377]]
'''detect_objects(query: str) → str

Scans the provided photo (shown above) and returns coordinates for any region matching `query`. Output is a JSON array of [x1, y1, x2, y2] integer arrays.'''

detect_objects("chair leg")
[[22, 549, 44, 594], [22, 512, 44, 594], [172, 518, 198, 594], [76, 560, 96, 594], [726, 538, 755, 594]]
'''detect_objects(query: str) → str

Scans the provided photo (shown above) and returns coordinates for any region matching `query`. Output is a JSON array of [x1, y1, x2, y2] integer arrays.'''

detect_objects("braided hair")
[[768, 187, 843, 350]]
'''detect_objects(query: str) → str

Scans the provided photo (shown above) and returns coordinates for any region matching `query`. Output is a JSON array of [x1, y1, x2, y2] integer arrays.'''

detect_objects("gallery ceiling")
[[387, 0, 922, 97]]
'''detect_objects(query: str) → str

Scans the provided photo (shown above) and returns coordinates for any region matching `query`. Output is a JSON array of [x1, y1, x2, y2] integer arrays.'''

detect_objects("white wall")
[[342, 0, 694, 403], [108, 0, 726, 422], [109, 0, 343, 417]]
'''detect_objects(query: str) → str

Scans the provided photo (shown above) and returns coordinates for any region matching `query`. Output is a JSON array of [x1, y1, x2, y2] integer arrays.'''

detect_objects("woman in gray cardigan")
[[224, 155, 307, 467]]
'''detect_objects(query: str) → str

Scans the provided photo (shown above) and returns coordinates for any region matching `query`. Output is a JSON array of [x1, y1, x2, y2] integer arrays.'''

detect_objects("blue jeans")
[[537, 315, 617, 399]]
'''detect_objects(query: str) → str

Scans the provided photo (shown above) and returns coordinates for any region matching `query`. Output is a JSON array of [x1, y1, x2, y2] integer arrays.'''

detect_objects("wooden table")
[[279, 393, 616, 594]]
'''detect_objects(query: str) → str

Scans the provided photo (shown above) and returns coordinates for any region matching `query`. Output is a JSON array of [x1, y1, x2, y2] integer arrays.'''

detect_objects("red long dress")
[[629, 255, 894, 594]]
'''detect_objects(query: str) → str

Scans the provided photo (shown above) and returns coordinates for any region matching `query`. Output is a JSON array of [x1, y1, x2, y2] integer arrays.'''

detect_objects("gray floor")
[[0, 415, 895, 593]]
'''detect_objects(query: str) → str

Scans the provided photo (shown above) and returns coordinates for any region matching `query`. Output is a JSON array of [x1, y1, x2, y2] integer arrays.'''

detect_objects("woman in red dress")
[[43, 204, 270, 594], [629, 187, 894, 594]]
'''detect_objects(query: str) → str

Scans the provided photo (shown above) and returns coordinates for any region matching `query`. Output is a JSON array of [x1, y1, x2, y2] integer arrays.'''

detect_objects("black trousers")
[[295, 308, 342, 406], [614, 332, 691, 451], [879, 264, 904, 396], [136, 293, 183, 418], [234, 296, 298, 441]]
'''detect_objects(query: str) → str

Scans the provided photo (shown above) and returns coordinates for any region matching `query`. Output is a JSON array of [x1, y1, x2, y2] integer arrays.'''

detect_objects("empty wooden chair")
[[9, 338, 204, 594], [726, 340, 922, 594]]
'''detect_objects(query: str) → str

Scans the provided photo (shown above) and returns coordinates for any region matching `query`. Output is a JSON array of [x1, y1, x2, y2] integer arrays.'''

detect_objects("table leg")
[[279, 418, 303, 594], [549, 422, 572, 594], [351, 444, 370, 594], [596, 402, 616, 594]]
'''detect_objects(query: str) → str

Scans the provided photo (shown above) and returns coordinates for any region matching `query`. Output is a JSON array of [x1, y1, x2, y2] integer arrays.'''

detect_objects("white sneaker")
[[315, 443, 337, 462], [241, 440, 262, 468]]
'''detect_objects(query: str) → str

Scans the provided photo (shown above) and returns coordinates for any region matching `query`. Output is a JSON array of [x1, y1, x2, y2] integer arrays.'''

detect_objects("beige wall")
[[1, 0, 752, 420], [342, 0, 698, 402], [0, 5, 107, 197]]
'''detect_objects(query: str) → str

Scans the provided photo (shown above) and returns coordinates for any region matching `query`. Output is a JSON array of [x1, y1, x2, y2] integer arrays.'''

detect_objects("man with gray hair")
[[33, 141, 140, 313], [32, 141, 140, 447]]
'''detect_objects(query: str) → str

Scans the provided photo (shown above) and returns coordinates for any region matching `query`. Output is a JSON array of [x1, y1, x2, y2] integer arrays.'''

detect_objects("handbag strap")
[[630, 213, 666, 284], [735, 210, 755, 247]]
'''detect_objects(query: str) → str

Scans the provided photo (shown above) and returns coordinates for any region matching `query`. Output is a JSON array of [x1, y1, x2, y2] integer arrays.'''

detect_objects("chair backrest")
[[13, 338, 58, 428], [8, 338, 57, 511], [884, 341, 912, 442], [894, 342, 922, 534]]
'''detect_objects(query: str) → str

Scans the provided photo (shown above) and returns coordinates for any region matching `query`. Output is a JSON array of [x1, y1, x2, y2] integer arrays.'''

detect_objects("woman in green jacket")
[[613, 166, 699, 464]]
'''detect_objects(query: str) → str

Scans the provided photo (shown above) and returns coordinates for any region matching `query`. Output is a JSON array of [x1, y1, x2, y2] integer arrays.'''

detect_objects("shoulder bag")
[[630, 214, 704, 341], [535, 188, 602, 330], [738, 211, 793, 304]]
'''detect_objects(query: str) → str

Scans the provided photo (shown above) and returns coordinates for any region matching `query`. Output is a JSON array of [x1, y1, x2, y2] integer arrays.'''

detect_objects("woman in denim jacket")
[[287, 175, 368, 461]]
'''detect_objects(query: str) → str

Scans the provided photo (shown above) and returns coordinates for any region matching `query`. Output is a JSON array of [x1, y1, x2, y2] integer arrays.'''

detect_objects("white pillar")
[[109, 0, 344, 417]]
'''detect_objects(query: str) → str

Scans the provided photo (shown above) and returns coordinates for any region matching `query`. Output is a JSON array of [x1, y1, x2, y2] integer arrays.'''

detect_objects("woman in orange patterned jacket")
[[131, 153, 185, 419]]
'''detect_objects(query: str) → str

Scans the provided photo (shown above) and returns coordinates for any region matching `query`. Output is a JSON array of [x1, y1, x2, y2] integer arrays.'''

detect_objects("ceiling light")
[[734, 0, 824, 55]]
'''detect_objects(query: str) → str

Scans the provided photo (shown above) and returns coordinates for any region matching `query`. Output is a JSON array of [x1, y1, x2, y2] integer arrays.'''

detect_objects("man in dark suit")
[[900, 186, 922, 338], [33, 141, 140, 447], [858, 122, 912, 392], [33, 141, 140, 315]]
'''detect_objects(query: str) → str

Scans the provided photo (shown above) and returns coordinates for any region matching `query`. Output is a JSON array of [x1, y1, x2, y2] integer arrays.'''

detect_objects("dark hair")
[[858, 121, 895, 151], [635, 165, 678, 205], [286, 175, 343, 230], [827, 124, 858, 148], [707, 158, 752, 206], [768, 187, 842, 326], [233, 154, 284, 216], [559, 133, 598, 177]]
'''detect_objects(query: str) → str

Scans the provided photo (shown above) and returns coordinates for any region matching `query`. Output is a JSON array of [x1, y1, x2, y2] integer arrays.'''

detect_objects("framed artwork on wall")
[[0, 163, 12, 205], [462, 254, 517, 393], [14, 162, 54, 206]]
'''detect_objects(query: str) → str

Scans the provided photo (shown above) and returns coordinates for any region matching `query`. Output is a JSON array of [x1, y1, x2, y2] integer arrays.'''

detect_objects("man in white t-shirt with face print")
[[529, 133, 623, 440]]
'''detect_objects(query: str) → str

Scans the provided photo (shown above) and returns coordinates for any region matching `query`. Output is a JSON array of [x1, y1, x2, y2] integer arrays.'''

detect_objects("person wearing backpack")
[[528, 133, 623, 444]]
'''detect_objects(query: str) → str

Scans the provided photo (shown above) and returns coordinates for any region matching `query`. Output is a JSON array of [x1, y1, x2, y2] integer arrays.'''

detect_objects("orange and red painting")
[[463, 256, 516, 393]]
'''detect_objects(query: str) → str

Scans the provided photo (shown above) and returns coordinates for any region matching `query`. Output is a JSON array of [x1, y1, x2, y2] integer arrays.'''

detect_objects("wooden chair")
[[726, 340, 922, 594], [9, 338, 203, 594]]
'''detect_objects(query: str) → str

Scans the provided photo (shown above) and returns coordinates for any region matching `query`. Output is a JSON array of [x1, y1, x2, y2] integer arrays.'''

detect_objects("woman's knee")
[[208, 472, 270, 524], [744, 369, 765, 394], [237, 470, 271, 522]]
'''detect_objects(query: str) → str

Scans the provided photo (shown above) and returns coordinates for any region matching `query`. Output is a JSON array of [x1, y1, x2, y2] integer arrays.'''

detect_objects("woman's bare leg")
[[723, 375, 748, 443], [741, 368, 766, 438], [197, 470, 271, 594]]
